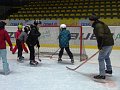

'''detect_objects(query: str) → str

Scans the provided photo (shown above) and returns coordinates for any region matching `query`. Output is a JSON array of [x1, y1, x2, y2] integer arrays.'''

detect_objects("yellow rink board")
[[7, 43, 120, 50]]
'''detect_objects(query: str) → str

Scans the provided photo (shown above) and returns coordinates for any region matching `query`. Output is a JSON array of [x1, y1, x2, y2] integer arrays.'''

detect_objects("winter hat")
[[0, 21, 6, 29]]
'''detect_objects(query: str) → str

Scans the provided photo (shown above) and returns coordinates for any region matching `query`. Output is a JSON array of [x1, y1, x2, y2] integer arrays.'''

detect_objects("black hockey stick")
[[39, 48, 60, 59], [38, 47, 41, 61], [66, 50, 100, 71], [50, 48, 60, 59]]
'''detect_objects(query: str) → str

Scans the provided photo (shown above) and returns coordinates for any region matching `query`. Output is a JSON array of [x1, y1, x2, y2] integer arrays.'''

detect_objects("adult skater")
[[89, 13, 114, 79], [0, 21, 13, 75], [58, 24, 74, 63], [16, 25, 30, 62], [12, 24, 28, 54], [26, 21, 41, 66]]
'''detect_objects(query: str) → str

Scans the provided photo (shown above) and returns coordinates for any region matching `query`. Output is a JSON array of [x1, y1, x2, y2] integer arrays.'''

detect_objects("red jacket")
[[0, 28, 12, 49], [15, 30, 22, 39]]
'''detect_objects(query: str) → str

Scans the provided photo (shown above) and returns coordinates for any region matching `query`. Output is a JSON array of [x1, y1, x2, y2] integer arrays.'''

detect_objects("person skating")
[[12, 42, 28, 54], [0, 21, 13, 75], [89, 13, 114, 79], [26, 21, 41, 66], [17, 25, 29, 62], [12, 24, 28, 54], [58, 24, 74, 63]]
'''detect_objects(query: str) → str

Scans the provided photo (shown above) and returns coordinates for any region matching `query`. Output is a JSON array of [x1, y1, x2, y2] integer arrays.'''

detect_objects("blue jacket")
[[59, 28, 71, 48]]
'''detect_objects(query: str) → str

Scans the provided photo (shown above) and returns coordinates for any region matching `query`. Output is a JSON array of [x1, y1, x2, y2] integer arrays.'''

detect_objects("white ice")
[[0, 47, 120, 90]]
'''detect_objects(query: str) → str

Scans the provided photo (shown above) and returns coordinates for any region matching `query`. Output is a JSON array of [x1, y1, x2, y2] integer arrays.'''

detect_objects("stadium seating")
[[6, 0, 120, 20]]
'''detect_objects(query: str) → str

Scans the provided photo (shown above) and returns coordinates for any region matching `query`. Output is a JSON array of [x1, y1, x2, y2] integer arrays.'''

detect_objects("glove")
[[37, 44, 40, 48], [10, 46, 13, 51]]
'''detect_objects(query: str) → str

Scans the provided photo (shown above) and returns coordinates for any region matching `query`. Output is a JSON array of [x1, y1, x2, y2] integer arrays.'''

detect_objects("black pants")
[[59, 47, 73, 59], [27, 44, 35, 61], [16, 39, 23, 58]]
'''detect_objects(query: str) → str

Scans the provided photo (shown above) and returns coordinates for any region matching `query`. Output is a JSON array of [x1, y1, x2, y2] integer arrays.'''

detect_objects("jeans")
[[0, 49, 10, 74], [98, 46, 113, 76]]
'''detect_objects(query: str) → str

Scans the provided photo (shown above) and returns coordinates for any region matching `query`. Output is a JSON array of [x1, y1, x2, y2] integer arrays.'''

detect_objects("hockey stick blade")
[[49, 48, 60, 59], [66, 66, 76, 70], [66, 50, 100, 71]]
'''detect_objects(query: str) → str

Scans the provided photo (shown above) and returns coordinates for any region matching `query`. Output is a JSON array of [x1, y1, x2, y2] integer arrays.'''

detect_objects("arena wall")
[[5, 26, 120, 50]]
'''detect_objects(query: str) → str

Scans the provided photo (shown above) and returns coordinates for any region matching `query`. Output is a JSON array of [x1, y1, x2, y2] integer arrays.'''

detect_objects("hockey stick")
[[50, 48, 60, 59], [38, 48, 60, 59], [38, 47, 41, 62], [66, 50, 100, 71]]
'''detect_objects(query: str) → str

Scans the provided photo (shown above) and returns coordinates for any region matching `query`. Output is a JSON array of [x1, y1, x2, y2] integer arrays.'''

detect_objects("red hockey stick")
[[66, 50, 100, 71]]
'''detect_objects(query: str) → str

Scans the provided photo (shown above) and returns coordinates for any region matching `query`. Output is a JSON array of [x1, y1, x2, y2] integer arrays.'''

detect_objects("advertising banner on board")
[[6, 20, 60, 26]]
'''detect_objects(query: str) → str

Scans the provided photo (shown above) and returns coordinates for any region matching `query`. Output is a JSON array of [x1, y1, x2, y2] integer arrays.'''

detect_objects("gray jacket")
[[18, 31, 28, 42]]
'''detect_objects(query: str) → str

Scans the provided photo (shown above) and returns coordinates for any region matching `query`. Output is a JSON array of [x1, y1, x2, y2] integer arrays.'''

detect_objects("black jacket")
[[26, 26, 41, 46], [92, 20, 114, 49]]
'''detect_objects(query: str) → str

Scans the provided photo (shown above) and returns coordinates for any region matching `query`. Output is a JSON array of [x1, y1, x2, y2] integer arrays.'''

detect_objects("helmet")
[[60, 24, 66, 29], [18, 22, 23, 25], [18, 24, 23, 29], [34, 20, 42, 26], [34, 20, 38, 26], [26, 25, 31, 29], [24, 25, 30, 33]]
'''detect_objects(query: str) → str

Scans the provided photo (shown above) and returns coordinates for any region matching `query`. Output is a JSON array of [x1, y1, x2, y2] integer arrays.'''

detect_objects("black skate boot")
[[71, 58, 74, 64], [105, 70, 112, 76], [30, 60, 39, 66], [17, 57, 24, 63], [21, 56, 24, 59], [58, 58, 62, 62], [105, 70, 112, 74], [94, 75, 106, 79]]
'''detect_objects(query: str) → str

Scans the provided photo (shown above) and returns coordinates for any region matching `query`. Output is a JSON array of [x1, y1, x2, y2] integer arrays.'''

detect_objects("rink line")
[[6, 43, 120, 50]]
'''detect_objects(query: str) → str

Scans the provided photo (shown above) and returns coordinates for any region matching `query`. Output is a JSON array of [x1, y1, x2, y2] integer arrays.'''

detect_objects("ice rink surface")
[[0, 47, 120, 90]]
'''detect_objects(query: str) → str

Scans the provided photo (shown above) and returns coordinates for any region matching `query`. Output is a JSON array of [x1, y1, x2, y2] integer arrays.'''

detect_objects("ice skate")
[[58, 58, 62, 62], [105, 70, 112, 77], [94, 75, 105, 79], [30, 60, 39, 66], [105, 70, 112, 74], [71, 58, 74, 64], [21, 56, 24, 59], [17, 57, 24, 63], [93, 75, 107, 83]]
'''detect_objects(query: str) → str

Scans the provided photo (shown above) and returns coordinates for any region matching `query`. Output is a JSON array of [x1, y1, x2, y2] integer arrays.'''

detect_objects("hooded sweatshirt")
[[0, 28, 12, 49]]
